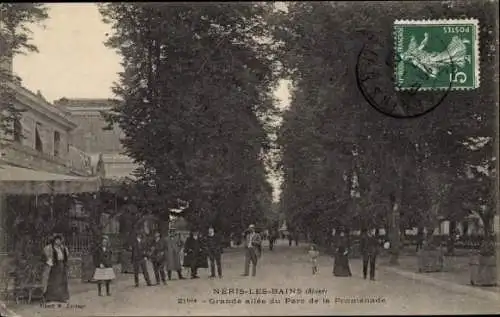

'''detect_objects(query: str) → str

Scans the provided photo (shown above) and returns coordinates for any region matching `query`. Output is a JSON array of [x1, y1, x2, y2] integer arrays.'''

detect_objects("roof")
[[0, 164, 101, 195], [55, 98, 120, 112]]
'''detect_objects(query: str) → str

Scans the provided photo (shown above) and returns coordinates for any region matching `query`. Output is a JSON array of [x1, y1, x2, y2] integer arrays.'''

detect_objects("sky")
[[13, 3, 289, 201], [13, 3, 291, 107]]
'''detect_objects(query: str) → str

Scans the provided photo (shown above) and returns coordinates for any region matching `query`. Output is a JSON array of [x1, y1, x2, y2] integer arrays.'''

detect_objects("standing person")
[[333, 230, 352, 277], [43, 233, 70, 303], [131, 232, 152, 287], [150, 231, 167, 285], [165, 230, 185, 280], [360, 229, 379, 280], [92, 235, 115, 296], [269, 229, 277, 251], [206, 227, 223, 278], [308, 244, 320, 275], [242, 224, 262, 277], [416, 229, 424, 252], [183, 230, 202, 279]]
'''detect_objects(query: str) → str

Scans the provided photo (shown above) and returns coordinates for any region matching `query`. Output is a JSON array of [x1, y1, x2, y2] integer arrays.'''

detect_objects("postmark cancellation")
[[394, 19, 480, 91]]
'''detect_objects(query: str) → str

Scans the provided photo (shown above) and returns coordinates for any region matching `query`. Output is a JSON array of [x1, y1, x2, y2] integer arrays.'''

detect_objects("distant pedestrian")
[[333, 231, 352, 277], [416, 230, 424, 252], [165, 230, 185, 280], [92, 235, 115, 296], [360, 229, 379, 281], [269, 229, 278, 251], [43, 233, 70, 303], [308, 244, 319, 275], [206, 227, 223, 278], [242, 224, 262, 277], [150, 231, 167, 285], [131, 232, 152, 287]]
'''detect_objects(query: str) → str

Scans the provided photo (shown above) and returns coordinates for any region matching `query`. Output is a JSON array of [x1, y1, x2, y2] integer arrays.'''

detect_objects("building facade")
[[54, 98, 137, 180]]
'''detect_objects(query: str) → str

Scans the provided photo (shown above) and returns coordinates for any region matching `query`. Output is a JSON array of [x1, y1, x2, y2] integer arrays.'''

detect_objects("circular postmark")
[[355, 31, 454, 119]]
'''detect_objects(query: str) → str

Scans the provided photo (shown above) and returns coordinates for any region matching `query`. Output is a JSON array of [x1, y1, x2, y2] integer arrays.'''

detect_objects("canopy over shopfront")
[[0, 164, 101, 195]]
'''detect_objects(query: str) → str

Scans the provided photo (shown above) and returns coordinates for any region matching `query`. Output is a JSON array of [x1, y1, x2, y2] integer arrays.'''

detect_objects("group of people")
[[308, 229, 380, 280], [129, 226, 225, 287], [40, 225, 379, 304]]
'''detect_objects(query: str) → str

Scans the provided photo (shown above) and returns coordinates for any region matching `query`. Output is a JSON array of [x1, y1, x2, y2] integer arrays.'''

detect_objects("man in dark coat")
[[360, 229, 379, 281], [131, 232, 152, 287], [150, 231, 167, 285], [183, 230, 203, 279], [206, 227, 223, 278], [269, 228, 278, 251]]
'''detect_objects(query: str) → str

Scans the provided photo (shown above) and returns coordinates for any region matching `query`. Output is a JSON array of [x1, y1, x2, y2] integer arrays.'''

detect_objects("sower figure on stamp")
[[360, 229, 379, 281], [92, 235, 115, 296], [130, 232, 152, 287], [206, 226, 223, 278], [242, 224, 262, 277], [150, 231, 167, 285]]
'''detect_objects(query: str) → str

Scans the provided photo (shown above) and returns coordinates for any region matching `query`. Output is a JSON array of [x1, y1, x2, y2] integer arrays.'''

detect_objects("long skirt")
[[93, 267, 116, 281], [333, 254, 352, 277], [45, 263, 70, 302]]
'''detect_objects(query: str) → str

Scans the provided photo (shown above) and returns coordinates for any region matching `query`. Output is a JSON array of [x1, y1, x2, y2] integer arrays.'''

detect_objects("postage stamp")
[[394, 19, 480, 91]]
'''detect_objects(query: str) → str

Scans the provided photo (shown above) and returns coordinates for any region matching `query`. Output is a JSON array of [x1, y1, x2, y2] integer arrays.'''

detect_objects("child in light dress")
[[308, 244, 319, 275]]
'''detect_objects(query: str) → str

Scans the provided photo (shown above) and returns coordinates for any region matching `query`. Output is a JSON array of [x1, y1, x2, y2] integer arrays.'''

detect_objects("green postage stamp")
[[394, 19, 480, 90]]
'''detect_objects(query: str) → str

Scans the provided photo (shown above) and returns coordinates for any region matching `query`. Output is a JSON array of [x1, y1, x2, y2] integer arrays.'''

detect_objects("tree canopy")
[[274, 0, 497, 251], [99, 3, 279, 234]]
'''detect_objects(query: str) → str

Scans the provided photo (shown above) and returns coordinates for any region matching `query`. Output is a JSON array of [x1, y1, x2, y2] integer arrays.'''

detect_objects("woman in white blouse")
[[43, 234, 70, 303]]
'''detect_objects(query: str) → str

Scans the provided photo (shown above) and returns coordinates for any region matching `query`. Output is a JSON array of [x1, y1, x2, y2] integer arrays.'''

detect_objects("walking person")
[[242, 224, 262, 277], [131, 232, 153, 287], [165, 230, 185, 280], [43, 233, 70, 303], [206, 227, 223, 278], [269, 229, 278, 251], [333, 230, 352, 277], [360, 229, 379, 281], [183, 230, 203, 279], [92, 235, 115, 296], [150, 231, 167, 285], [308, 244, 320, 275]]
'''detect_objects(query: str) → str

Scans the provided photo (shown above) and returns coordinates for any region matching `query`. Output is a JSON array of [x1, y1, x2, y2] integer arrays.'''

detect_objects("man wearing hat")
[[242, 224, 262, 277], [130, 232, 153, 287]]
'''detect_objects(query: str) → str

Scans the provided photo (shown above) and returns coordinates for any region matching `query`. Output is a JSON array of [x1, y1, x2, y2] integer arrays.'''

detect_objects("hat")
[[102, 235, 109, 241], [52, 233, 63, 241], [248, 224, 255, 229]]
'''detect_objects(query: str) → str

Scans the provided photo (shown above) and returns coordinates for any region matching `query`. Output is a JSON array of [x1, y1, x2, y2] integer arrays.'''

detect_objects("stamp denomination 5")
[[394, 19, 480, 91]]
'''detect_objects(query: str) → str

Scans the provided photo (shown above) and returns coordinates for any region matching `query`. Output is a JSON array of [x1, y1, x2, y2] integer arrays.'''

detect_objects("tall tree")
[[274, 0, 497, 263], [0, 3, 48, 139], [99, 3, 279, 235]]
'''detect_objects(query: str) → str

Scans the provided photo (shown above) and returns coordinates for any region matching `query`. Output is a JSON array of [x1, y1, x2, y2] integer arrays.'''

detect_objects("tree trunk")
[[389, 198, 401, 265]]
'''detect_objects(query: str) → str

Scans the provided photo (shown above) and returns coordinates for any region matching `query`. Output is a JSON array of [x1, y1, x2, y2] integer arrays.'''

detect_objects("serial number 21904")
[[178, 297, 198, 304]]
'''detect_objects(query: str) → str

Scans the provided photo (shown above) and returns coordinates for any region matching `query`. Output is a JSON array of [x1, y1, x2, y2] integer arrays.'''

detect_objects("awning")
[[0, 164, 101, 195]]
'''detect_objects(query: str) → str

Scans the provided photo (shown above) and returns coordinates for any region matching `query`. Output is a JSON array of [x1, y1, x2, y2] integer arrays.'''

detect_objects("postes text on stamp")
[[394, 19, 479, 91]]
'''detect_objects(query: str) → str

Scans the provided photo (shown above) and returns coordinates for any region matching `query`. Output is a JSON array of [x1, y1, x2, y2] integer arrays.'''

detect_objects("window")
[[35, 122, 43, 152], [53, 131, 61, 157], [13, 117, 22, 143]]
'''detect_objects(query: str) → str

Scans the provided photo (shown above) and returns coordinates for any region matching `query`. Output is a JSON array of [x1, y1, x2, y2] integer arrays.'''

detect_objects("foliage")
[[0, 3, 48, 138], [99, 3, 279, 236], [274, 1, 497, 256]]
